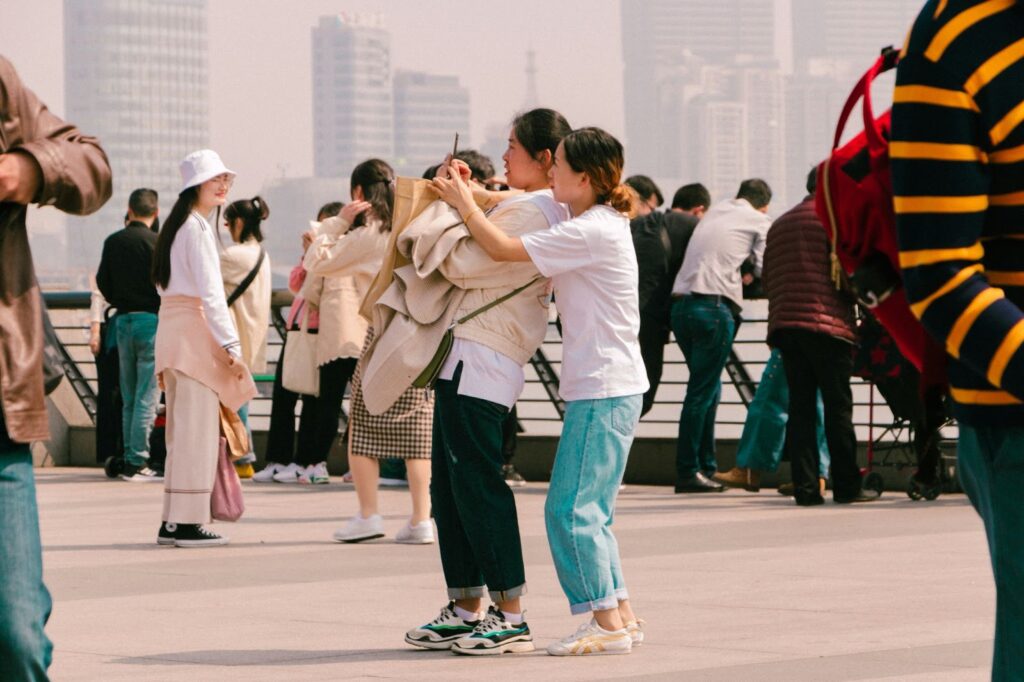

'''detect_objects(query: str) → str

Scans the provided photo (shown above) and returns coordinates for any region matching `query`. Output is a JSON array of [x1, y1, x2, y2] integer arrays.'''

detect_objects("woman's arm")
[[431, 165, 531, 263]]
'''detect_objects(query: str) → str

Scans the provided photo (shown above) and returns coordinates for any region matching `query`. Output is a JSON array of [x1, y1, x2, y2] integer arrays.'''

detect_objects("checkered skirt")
[[349, 329, 434, 460]]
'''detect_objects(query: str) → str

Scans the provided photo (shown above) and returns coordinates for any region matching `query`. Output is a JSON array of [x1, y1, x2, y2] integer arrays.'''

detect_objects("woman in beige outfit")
[[302, 159, 435, 545], [220, 196, 272, 477], [152, 149, 256, 548]]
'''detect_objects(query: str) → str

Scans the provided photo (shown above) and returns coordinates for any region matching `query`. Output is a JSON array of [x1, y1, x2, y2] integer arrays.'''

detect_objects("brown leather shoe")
[[713, 467, 761, 492], [777, 477, 826, 497]]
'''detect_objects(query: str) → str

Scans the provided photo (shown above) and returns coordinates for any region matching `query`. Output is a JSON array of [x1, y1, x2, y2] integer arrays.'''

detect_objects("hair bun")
[[607, 184, 635, 215]]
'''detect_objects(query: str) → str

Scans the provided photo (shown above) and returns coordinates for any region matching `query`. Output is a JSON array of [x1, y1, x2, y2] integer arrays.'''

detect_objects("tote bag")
[[282, 303, 320, 396], [211, 437, 245, 522]]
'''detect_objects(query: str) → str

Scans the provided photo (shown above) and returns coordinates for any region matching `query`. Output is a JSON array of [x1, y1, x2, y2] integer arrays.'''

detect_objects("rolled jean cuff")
[[488, 582, 527, 603], [569, 589, 628, 616], [447, 585, 488, 600]]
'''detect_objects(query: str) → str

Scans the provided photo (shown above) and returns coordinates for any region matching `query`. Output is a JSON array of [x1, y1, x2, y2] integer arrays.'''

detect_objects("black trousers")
[[638, 315, 669, 417], [94, 323, 122, 462], [264, 347, 356, 467], [432, 363, 526, 600], [775, 329, 861, 501]]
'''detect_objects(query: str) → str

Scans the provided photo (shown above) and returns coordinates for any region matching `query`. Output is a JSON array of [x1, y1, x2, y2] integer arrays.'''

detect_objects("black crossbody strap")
[[227, 247, 265, 307], [454, 276, 542, 326]]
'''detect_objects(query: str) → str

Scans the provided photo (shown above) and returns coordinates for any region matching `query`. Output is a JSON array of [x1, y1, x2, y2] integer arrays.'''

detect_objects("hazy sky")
[[0, 0, 636, 199]]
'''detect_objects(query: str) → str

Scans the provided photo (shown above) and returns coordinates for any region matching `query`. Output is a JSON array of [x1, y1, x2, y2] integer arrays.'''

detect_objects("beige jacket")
[[360, 187, 555, 415], [0, 57, 112, 443], [220, 239, 271, 374], [301, 216, 389, 366], [155, 296, 258, 411]]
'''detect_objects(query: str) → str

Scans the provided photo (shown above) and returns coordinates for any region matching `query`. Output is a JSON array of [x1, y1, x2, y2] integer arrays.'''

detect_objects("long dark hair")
[[350, 159, 394, 233], [225, 195, 269, 243], [511, 108, 571, 163], [151, 187, 221, 288], [562, 127, 633, 214]]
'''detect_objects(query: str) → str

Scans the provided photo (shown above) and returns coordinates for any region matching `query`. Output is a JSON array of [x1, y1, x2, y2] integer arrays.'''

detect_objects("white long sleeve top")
[[158, 211, 241, 357]]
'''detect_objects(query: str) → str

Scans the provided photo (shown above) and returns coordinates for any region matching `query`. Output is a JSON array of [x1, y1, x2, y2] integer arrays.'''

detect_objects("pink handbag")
[[211, 437, 245, 522]]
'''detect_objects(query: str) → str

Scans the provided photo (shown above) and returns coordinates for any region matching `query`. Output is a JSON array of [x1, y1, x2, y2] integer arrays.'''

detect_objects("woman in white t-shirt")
[[432, 127, 648, 657]]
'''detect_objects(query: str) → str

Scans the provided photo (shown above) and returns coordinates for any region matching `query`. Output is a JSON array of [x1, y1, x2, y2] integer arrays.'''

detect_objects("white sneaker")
[[546, 619, 633, 656], [252, 463, 284, 482], [379, 476, 408, 487], [332, 514, 384, 543], [625, 618, 645, 646], [394, 519, 434, 544], [298, 462, 330, 485], [272, 462, 303, 483]]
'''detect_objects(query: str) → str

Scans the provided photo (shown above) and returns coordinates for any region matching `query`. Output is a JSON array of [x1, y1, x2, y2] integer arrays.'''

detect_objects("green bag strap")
[[453, 276, 542, 327]]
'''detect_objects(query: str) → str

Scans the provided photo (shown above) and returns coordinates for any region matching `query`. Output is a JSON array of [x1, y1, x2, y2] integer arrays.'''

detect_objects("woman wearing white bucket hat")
[[151, 149, 257, 547]]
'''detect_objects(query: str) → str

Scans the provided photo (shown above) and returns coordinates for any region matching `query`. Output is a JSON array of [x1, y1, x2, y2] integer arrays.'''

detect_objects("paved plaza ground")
[[37, 468, 996, 681]]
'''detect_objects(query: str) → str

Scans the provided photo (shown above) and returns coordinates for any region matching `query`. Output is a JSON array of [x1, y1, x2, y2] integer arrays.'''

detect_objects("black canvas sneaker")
[[170, 523, 228, 548], [157, 522, 177, 546]]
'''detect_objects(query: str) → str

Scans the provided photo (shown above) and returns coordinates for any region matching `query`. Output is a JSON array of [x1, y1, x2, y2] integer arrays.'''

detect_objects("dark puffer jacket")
[[764, 198, 856, 345]]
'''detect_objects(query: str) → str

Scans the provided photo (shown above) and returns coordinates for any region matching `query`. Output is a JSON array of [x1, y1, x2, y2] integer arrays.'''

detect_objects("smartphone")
[[452, 132, 459, 158]]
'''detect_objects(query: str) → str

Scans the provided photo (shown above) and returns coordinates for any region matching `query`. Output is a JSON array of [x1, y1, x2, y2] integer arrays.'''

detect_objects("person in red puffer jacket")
[[763, 169, 877, 507]]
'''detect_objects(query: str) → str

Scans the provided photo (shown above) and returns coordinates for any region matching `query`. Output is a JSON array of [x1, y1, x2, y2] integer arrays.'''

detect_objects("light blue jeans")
[[545, 395, 641, 615], [0, 441, 53, 681], [115, 312, 160, 467], [736, 349, 830, 476], [957, 424, 1024, 680]]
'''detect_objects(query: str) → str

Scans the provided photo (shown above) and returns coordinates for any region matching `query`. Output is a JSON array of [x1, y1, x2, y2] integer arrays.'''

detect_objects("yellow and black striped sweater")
[[893, 0, 1024, 426]]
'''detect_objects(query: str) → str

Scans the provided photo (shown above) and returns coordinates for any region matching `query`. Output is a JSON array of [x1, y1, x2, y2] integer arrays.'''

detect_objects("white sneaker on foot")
[[546, 619, 632, 656], [272, 462, 303, 483], [332, 514, 384, 543], [394, 519, 434, 544], [299, 462, 330, 485], [625, 618, 645, 646], [252, 463, 284, 482]]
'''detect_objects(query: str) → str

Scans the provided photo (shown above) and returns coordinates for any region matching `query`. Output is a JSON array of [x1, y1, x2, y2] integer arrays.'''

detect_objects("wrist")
[[461, 206, 483, 223]]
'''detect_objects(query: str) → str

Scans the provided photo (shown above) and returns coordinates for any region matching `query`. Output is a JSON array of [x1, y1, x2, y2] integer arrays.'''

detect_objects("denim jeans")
[[545, 395, 641, 615], [115, 312, 159, 467], [672, 296, 735, 479], [432, 363, 526, 602], [0, 417, 53, 681], [958, 424, 1024, 680], [736, 348, 830, 476]]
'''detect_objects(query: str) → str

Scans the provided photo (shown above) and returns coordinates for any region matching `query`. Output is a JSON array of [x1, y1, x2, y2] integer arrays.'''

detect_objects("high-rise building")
[[392, 70, 469, 177], [791, 0, 922, 75], [63, 0, 209, 269], [621, 0, 775, 177], [312, 15, 392, 179]]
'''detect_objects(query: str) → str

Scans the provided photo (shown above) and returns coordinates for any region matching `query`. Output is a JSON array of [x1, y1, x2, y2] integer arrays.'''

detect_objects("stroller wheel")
[[863, 471, 884, 495], [104, 455, 124, 479]]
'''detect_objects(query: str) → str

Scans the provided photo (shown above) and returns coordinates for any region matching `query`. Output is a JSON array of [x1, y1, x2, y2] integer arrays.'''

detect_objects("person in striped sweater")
[[892, 2, 1024, 676]]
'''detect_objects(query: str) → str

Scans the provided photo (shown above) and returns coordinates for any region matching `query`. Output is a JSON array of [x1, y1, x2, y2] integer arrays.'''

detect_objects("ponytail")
[[608, 184, 636, 216]]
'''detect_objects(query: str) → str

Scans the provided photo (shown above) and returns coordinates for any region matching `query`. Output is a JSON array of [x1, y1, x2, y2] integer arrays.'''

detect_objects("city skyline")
[[0, 0, 930, 278]]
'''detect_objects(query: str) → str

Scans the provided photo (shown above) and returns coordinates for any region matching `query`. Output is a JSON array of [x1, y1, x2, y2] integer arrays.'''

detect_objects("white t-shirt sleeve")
[[520, 219, 595, 277], [185, 221, 242, 356]]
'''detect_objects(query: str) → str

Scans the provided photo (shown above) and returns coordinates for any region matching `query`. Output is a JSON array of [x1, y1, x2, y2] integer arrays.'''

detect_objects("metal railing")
[[43, 290, 948, 443]]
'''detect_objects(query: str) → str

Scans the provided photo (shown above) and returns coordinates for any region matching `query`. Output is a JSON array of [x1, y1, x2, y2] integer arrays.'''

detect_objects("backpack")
[[815, 46, 946, 385]]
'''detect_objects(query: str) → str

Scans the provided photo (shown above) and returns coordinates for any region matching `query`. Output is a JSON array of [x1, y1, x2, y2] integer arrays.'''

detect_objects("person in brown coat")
[[0, 56, 112, 680], [763, 169, 876, 507]]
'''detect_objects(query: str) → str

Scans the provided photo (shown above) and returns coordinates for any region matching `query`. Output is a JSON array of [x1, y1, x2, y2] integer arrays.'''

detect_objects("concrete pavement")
[[37, 468, 995, 680]]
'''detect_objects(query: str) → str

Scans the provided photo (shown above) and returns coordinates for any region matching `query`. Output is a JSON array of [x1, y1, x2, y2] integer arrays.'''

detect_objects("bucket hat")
[[180, 149, 235, 193]]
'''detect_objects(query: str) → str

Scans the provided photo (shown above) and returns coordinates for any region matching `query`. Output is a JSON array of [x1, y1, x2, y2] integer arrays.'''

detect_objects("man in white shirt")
[[670, 179, 772, 493]]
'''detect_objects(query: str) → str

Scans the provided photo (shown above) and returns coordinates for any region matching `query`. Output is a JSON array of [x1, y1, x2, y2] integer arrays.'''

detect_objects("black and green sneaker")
[[451, 605, 534, 655], [405, 602, 479, 650]]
